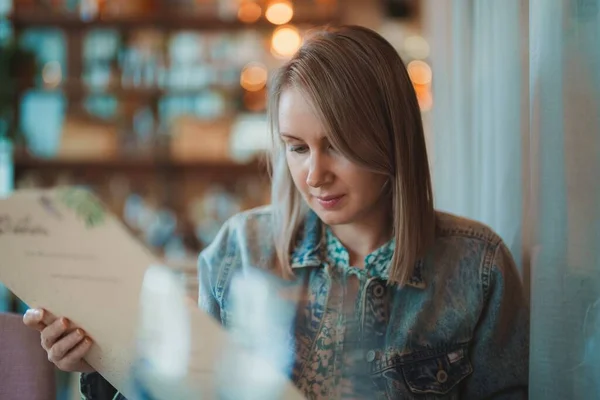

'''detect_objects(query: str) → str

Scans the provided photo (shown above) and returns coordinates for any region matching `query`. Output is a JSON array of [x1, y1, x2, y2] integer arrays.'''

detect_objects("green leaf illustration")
[[57, 188, 106, 229]]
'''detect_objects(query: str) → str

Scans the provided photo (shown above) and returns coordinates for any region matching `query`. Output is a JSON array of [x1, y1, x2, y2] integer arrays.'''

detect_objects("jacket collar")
[[289, 210, 426, 289]]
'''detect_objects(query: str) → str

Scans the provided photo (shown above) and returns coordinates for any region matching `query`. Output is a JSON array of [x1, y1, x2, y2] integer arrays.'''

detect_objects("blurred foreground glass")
[[131, 265, 304, 400], [529, 0, 600, 397]]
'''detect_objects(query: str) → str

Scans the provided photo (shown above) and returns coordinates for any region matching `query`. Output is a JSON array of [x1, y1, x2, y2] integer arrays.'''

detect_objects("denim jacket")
[[81, 206, 529, 399]]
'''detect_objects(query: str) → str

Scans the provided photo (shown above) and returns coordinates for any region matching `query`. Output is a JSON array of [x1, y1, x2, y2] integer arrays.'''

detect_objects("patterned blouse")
[[294, 226, 395, 399], [324, 226, 395, 276]]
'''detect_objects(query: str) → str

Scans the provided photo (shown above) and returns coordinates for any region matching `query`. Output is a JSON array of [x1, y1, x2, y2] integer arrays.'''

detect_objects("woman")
[[24, 25, 529, 399]]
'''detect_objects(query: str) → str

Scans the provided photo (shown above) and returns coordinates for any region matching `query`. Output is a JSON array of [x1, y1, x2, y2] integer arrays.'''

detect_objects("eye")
[[288, 144, 309, 154]]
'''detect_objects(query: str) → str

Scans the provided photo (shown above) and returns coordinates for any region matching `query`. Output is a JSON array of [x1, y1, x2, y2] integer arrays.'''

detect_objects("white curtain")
[[426, 0, 600, 398], [425, 0, 528, 268]]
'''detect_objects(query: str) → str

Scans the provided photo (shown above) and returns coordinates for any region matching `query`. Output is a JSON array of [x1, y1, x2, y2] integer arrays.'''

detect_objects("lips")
[[316, 195, 343, 201], [314, 194, 345, 210]]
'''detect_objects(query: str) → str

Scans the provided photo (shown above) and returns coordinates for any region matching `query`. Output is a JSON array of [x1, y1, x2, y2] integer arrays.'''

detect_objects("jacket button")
[[437, 370, 448, 384], [365, 350, 377, 362]]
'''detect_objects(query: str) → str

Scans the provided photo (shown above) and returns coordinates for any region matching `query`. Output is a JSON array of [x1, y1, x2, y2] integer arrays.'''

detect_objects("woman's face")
[[278, 87, 389, 227]]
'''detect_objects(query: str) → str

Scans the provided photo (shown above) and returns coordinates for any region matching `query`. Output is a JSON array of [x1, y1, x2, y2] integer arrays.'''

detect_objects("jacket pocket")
[[370, 342, 473, 399], [400, 343, 473, 396]]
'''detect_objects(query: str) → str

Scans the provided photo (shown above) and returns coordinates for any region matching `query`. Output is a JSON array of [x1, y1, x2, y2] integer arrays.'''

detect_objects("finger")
[[40, 317, 70, 351], [48, 328, 86, 363], [58, 336, 93, 370], [23, 308, 59, 331], [39, 309, 58, 326], [23, 308, 47, 331]]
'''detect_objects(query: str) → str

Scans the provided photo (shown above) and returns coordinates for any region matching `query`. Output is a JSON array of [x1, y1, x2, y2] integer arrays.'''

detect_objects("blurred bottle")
[[0, 129, 13, 198], [217, 0, 239, 21], [0, 0, 12, 16], [0, 133, 12, 312], [79, 0, 100, 21]]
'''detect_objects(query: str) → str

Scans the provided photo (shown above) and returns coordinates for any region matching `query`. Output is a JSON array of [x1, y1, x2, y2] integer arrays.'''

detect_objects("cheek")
[[342, 169, 388, 199], [286, 155, 308, 190]]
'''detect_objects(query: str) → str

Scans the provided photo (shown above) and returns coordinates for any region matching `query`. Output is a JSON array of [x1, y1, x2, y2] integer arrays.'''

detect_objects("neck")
[[329, 207, 392, 268]]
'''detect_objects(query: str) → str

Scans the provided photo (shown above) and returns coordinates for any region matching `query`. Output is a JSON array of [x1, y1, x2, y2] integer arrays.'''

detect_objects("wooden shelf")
[[10, 12, 338, 32], [14, 154, 269, 176], [18, 83, 240, 102]]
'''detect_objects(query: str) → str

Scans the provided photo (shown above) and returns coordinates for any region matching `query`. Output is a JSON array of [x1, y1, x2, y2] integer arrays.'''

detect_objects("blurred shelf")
[[10, 13, 338, 31], [18, 83, 240, 100], [14, 154, 268, 176]]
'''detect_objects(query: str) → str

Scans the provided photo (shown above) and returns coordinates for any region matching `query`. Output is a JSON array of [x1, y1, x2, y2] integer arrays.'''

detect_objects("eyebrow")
[[280, 133, 303, 141], [280, 133, 330, 142]]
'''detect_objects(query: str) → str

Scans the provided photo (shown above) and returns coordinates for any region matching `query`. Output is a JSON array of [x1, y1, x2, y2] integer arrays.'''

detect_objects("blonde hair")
[[268, 25, 435, 285]]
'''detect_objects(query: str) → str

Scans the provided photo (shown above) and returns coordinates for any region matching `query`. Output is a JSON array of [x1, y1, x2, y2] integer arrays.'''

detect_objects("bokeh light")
[[271, 25, 302, 58], [238, 1, 262, 24], [265, 1, 294, 25], [407, 60, 432, 85], [240, 62, 268, 92], [42, 61, 63, 88], [404, 35, 430, 60]]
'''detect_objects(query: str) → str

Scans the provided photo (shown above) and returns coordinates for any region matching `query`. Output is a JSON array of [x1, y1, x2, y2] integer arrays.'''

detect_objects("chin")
[[312, 209, 353, 226]]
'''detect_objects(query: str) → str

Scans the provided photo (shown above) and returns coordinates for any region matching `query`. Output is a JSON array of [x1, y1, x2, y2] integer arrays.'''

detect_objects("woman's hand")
[[23, 308, 96, 373]]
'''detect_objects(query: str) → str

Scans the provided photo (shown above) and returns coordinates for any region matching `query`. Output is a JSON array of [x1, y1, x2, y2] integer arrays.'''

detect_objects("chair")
[[0, 312, 57, 400]]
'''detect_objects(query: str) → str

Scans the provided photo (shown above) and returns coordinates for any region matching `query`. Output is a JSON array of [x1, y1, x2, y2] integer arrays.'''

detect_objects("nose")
[[306, 152, 330, 188]]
